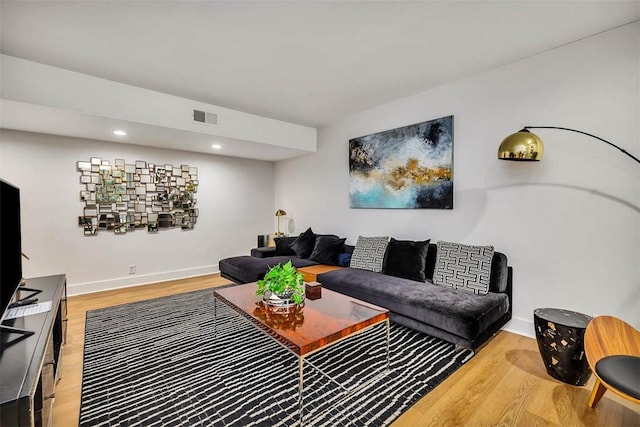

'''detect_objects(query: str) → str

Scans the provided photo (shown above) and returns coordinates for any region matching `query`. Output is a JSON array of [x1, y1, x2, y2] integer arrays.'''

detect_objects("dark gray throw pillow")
[[309, 236, 346, 265], [274, 236, 297, 256], [383, 238, 430, 282], [289, 227, 316, 258]]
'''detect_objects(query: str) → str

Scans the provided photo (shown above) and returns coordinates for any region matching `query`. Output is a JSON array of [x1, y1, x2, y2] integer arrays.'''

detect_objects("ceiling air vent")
[[193, 109, 218, 125]]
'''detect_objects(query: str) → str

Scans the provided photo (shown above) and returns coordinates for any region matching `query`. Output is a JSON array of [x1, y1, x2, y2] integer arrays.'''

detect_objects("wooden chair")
[[584, 315, 640, 408]]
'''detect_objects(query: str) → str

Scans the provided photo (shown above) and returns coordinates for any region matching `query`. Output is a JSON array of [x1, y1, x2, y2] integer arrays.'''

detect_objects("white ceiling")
[[1, 1, 638, 159]]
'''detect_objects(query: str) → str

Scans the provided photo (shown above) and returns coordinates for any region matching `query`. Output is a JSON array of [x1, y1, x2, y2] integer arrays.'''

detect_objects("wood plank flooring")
[[53, 274, 639, 426]]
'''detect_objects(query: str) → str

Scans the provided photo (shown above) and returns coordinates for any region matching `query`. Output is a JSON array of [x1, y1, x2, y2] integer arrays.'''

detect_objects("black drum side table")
[[534, 308, 593, 386]]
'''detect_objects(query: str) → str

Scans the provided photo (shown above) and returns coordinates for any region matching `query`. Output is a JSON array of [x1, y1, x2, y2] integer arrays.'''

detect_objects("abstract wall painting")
[[349, 115, 454, 209]]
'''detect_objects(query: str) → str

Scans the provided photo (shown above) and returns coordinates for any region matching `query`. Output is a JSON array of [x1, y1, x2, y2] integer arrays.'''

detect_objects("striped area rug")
[[80, 288, 473, 426]]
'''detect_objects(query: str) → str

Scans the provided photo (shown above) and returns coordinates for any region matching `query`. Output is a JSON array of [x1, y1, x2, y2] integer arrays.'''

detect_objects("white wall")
[[275, 23, 640, 336], [0, 130, 275, 295]]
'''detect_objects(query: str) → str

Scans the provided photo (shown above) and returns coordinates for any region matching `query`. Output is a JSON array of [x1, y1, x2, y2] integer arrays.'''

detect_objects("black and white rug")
[[80, 288, 473, 426]]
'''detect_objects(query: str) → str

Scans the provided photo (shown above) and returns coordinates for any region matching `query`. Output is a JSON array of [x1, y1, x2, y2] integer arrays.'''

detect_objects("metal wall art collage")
[[77, 158, 198, 235]]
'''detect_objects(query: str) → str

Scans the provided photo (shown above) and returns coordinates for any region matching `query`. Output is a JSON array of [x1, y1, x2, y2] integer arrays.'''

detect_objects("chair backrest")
[[585, 315, 640, 371]]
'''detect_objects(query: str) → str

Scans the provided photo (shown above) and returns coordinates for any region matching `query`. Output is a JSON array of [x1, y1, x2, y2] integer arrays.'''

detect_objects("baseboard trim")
[[67, 265, 219, 296], [503, 315, 534, 339]]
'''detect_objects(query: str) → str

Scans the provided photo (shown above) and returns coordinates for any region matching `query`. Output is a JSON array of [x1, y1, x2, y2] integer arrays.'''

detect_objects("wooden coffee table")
[[214, 283, 390, 425]]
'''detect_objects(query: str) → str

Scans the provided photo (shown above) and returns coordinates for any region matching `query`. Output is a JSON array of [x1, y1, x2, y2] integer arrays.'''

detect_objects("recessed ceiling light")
[[211, 144, 222, 150], [113, 130, 127, 136]]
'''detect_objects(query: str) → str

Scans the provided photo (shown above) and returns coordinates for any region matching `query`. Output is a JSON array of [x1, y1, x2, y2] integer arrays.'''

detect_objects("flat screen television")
[[0, 178, 23, 321]]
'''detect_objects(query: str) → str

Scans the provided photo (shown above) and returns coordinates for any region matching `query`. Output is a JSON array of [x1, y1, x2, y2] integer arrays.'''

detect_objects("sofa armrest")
[[251, 247, 276, 258], [490, 252, 509, 293]]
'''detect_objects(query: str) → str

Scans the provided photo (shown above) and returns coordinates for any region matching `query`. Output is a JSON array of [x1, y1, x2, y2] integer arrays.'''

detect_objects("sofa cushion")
[[251, 247, 276, 258], [490, 252, 509, 293], [350, 235, 390, 273], [433, 241, 494, 295], [274, 236, 297, 256], [309, 236, 346, 265], [342, 244, 355, 255], [290, 227, 316, 258], [318, 268, 509, 341], [383, 238, 430, 282], [219, 255, 318, 284]]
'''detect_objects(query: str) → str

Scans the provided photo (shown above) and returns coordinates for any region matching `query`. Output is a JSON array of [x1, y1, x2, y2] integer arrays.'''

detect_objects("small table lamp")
[[275, 209, 287, 236]]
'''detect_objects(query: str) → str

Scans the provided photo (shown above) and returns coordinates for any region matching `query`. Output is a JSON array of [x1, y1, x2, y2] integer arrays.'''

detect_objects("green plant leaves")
[[255, 260, 305, 305]]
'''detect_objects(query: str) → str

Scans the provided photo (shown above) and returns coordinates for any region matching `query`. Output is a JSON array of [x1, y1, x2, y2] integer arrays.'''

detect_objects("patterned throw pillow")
[[350, 236, 390, 273], [433, 241, 494, 295]]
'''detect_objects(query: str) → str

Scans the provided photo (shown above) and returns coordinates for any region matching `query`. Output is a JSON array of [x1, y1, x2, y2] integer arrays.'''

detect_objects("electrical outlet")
[[129, 265, 136, 274]]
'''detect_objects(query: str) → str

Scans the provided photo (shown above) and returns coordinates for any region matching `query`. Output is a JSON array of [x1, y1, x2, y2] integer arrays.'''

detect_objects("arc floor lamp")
[[498, 126, 640, 164]]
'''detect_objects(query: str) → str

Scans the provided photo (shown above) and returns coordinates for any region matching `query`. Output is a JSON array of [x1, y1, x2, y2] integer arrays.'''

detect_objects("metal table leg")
[[385, 318, 390, 371], [298, 356, 304, 426]]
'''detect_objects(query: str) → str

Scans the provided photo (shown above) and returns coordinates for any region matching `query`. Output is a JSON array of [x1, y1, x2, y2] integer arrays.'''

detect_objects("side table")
[[534, 308, 593, 385], [297, 265, 344, 283], [257, 234, 276, 248]]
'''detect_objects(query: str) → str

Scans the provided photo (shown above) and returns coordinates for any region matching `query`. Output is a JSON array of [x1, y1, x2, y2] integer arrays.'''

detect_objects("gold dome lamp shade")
[[498, 128, 544, 161], [498, 126, 639, 164]]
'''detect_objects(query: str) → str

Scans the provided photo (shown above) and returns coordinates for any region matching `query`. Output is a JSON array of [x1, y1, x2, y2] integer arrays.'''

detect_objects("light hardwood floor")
[[53, 274, 639, 426]]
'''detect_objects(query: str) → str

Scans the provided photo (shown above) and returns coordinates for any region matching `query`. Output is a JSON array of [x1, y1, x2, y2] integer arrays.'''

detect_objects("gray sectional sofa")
[[219, 234, 512, 351]]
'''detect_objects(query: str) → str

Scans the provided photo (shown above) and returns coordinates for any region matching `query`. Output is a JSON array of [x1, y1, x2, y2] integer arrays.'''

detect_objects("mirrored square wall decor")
[[77, 157, 199, 235]]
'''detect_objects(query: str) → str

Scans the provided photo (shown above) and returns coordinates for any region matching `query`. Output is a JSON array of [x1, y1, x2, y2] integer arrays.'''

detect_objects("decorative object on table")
[[255, 260, 305, 308], [275, 209, 287, 236], [77, 158, 199, 235], [498, 126, 640, 163], [304, 281, 322, 300], [533, 307, 593, 386], [349, 115, 454, 209], [584, 315, 640, 408]]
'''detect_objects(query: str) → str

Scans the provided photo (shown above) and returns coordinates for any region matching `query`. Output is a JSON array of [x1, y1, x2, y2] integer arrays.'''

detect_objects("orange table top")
[[214, 283, 389, 356]]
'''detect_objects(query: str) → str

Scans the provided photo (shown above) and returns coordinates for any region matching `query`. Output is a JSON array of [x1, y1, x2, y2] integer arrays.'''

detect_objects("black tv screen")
[[0, 178, 22, 319]]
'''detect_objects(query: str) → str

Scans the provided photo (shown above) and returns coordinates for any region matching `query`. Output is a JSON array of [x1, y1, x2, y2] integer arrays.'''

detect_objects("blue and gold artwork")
[[349, 115, 454, 209]]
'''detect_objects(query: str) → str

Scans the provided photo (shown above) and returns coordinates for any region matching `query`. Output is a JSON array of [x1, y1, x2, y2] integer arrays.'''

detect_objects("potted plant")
[[255, 260, 305, 307]]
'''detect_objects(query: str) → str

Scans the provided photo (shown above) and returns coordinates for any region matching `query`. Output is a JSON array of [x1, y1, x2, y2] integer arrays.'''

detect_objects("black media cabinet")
[[1, 274, 67, 426]]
